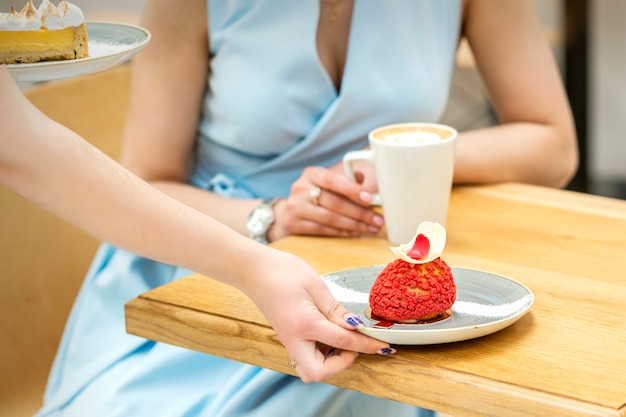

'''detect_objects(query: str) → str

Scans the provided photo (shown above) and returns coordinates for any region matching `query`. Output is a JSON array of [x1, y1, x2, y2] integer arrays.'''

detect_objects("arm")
[[0, 67, 393, 382], [455, 0, 578, 188], [119, 0, 259, 234]]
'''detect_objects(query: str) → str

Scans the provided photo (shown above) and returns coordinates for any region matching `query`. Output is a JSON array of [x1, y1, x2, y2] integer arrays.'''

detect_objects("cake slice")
[[0, 0, 88, 65]]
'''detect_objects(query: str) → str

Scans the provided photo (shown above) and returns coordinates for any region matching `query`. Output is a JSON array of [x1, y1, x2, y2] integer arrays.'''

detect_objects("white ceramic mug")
[[343, 122, 457, 244]]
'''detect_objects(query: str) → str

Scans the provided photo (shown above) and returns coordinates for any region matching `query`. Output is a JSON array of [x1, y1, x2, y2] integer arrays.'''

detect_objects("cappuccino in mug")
[[343, 123, 457, 244], [371, 125, 455, 144]]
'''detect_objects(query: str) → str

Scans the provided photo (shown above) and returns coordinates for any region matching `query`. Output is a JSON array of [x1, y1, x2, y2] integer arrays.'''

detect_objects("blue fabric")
[[37, 1, 461, 416]]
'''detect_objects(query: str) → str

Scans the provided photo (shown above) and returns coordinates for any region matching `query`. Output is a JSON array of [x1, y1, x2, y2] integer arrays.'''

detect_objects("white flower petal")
[[389, 221, 447, 264]]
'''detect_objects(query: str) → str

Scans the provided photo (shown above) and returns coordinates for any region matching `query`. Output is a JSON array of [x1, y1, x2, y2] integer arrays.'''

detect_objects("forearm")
[[145, 180, 261, 237], [0, 71, 263, 289], [7, 126, 264, 283], [454, 121, 578, 188]]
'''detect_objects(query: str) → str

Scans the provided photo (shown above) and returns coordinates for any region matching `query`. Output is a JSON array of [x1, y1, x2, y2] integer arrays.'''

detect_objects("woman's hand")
[[245, 248, 395, 383], [268, 166, 384, 242]]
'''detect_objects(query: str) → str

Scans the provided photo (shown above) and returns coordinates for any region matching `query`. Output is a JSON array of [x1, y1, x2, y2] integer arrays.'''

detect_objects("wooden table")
[[125, 183, 626, 417]]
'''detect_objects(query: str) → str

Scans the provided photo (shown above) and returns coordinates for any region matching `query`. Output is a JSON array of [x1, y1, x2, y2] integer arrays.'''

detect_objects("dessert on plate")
[[0, 0, 88, 64], [369, 221, 456, 323]]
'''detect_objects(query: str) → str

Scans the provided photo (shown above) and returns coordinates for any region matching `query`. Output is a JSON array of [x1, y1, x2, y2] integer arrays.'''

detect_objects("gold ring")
[[288, 358, 298, 368], [309, 186, 321, 206]]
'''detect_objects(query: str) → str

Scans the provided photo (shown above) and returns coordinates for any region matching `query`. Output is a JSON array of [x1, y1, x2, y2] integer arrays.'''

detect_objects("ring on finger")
[[309, 186, 321, 206]]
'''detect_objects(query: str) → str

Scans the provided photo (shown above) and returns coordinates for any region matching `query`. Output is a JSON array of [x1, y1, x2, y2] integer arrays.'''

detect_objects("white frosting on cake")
[[0, 0, 84, 31], [39, 0, 63, 30], [55, 0, 83, 28]]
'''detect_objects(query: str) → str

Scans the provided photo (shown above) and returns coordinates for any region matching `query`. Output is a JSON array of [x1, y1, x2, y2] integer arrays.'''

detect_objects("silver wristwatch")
[[246, 198, 280, 244]]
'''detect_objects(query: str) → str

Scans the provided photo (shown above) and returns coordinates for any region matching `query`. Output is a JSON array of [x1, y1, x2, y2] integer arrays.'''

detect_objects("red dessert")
[[368, 222, 456, 323], [369, 257, 456, 322]]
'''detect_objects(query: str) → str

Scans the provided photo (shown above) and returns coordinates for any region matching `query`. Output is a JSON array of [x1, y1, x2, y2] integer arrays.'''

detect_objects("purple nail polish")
[[377, 347, 396, 355], [346, 316, 364, 327]]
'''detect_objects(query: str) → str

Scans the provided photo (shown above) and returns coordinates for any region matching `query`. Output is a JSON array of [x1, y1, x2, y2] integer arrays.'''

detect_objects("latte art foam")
[[384, 131, 442, 145], [372, 125, 454, 144]]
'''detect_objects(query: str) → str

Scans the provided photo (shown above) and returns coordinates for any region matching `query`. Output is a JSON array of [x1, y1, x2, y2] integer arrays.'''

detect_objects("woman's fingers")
[[287, 340, 359, 383], [310, 285, 395, 355], [282, 167, 384, 236], [252, 251, 395, 383]]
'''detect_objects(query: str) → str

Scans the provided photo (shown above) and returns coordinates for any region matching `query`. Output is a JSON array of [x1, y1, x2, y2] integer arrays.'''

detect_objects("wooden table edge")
[[125, 291, 624, 417]]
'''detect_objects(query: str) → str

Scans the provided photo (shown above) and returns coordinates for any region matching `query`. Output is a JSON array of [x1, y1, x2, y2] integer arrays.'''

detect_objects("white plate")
[[322, 266, 534, 345], [6, 21, 150, 83]]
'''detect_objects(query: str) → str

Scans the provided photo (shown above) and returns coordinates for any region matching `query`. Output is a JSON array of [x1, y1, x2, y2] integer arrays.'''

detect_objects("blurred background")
[[2, 0, 625, 199]]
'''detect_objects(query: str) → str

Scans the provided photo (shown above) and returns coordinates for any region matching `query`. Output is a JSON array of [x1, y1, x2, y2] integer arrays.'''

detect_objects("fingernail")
[[373, 215, 384, 226], [345, 315, 364, 328], [377, 347, 396, 355], [359, 191, 372, 203], [368, 225, 381, 233]]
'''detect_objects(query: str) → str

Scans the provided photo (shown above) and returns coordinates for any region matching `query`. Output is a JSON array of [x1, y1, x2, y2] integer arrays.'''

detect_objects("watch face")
[[247, 204, 274, 237]]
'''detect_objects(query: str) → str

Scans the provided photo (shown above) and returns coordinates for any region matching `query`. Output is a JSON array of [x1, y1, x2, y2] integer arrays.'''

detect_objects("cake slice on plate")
[[0, 0, 88, 64]]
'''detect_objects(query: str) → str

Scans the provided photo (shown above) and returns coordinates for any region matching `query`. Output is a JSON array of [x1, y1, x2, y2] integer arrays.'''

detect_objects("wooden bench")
[[0, 66, 130, 417]]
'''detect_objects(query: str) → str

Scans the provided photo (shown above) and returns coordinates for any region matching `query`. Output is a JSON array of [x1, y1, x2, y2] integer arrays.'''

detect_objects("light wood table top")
[[125, 183, 626, 417]]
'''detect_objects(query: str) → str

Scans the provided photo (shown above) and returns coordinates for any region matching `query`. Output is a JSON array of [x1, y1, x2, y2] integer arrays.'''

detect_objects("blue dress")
[[37, 2, 461, 416]]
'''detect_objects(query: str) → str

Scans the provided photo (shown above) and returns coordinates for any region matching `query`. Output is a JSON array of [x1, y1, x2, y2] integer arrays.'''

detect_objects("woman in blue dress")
[[37, 1, 577, 416]]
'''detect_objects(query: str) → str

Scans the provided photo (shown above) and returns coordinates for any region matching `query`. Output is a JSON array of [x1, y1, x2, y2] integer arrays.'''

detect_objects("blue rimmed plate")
[[322, 266, 534, 345]]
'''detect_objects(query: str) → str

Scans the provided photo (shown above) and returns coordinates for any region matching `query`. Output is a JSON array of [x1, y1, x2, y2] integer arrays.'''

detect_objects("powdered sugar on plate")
[[88, 40, 134, 58]]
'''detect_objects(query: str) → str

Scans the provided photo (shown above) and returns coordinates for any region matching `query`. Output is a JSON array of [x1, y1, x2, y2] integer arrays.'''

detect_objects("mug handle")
[[342, 150, 382, 206]]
